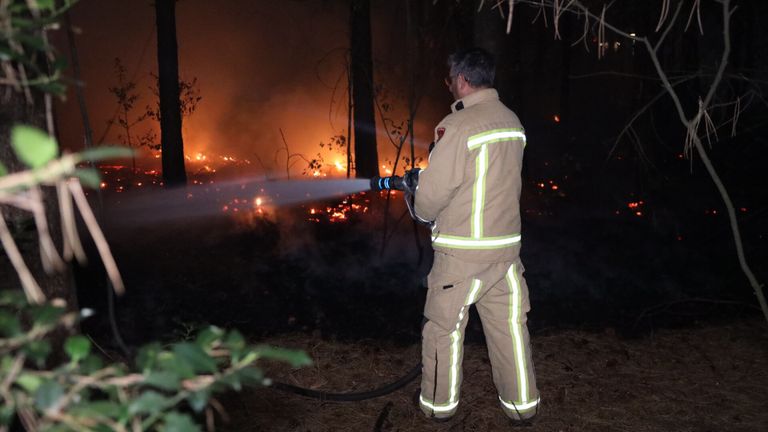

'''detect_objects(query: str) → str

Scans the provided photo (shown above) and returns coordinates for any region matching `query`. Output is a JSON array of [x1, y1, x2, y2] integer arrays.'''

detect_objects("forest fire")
[[305, 195, 369, 223]]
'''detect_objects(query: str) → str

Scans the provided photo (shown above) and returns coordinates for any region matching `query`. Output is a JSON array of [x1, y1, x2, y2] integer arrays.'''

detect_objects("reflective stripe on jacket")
[[415, 88, 526, 263]]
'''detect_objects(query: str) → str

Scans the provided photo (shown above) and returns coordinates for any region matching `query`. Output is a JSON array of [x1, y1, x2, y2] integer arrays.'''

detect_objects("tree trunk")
[[155, 0, 187, 186], [349, 0, 379, 178]]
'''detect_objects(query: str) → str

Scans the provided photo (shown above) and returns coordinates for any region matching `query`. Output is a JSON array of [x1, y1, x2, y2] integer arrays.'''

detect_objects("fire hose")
[[270, 170, 425, 402], [271, 362, 422, 402]]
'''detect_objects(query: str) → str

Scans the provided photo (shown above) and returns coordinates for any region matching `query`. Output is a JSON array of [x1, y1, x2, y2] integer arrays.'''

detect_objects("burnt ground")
[[61, 183, 768, 431]]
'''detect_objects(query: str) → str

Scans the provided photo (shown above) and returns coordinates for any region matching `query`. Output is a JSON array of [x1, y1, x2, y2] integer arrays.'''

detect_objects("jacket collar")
[[451, 88, 498, 113]]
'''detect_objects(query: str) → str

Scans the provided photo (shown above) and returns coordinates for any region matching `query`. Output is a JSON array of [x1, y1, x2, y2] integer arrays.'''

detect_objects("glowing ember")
[[299, 193, 371, 223], [553, 114, 561, 123]]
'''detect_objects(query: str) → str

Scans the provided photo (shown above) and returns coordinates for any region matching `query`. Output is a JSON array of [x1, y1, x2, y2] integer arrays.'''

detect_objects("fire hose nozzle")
[[370, 168, 421, 193], [370, 175, 404, 191]]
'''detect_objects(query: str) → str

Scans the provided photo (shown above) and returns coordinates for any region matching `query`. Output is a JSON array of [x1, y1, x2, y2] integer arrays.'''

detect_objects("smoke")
[[102, 177, 426, 297], [270, 191, 428, 296]]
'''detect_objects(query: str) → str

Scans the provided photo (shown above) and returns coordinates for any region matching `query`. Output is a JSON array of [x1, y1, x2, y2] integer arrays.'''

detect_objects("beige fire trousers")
[[418, 251, 540, 420]]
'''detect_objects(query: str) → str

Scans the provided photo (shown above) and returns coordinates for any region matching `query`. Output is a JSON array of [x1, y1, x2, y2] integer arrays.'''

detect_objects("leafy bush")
[[0, 123, 311, 432], [0, 291, 311, 431]]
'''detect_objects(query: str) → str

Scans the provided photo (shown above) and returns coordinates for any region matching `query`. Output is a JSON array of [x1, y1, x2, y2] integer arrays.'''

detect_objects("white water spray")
[[104, 177, 372, 226]]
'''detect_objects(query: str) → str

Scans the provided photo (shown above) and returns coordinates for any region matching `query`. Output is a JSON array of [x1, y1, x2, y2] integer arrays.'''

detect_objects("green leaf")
[[79, 146, 134, 162], [0, 290, 26, 307], [172, 343, 217, 374], [220, 373, 241, 391], [33, 80, 67, 96], [0, 161, 7, 176], [89, 425, 114, 432], [129, 391, 169, 415], [161, 412, 201, 432], [64, 335, 91, 363], [186, 390, 210, 413], [34, 380, 64, 411], [10, 17, 35, 29], [224, 330, 245, 352], [255, 345, 312, 368], [157, 352, 195, 379], [0, 404, 15, 426], [195, 326, 223, 350], [16, 373, 43, 392], [236, 367, 264, 386], [74, 168, 101, 189], [51, 56, 69, 73], [136, 342, 162, 371], [35, 0, 56, 10], [70, 401, 123, 419], [15, 33, 47, 51], [0, 311, 21, 337], [144, 371, 180, 391], [29, 303, 65, 327], [11, 125, 58, 168], [24, 340, 52, 367], [79, 354, 104, 374]]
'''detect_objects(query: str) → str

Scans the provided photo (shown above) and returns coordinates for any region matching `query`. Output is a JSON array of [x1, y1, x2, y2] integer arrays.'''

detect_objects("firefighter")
[[413, 47, 540, 422]]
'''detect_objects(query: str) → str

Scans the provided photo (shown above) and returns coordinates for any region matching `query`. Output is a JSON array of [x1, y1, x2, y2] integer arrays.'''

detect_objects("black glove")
[[402, 168, 421, 195]]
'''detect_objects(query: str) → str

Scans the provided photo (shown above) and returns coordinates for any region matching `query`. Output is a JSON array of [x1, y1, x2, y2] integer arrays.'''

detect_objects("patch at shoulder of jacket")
[[436, 127, 445, 142]]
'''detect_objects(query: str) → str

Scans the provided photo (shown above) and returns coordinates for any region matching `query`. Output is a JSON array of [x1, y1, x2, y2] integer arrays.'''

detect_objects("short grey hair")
[[447, 47, 495, 88]]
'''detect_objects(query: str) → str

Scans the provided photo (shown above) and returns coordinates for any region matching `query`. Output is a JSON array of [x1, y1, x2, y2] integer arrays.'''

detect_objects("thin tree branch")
[[0, 212, 45, 303], [68, 179, 125, 296], [654, 0, 684, 53], [28, 186, 66, 273]]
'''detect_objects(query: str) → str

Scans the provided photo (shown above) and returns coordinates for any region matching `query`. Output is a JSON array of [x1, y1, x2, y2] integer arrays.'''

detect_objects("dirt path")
[[217, 318, 767, 431]]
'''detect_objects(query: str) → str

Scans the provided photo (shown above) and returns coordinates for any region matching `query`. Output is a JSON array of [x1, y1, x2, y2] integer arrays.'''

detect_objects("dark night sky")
[[55, 0, 446, 174]]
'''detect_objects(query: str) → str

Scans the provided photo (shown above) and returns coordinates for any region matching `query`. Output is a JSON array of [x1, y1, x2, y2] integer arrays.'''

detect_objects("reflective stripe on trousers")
[[497, 263, 539, 419], [420, 260, 539, 419], [420, 279, 482, 417]]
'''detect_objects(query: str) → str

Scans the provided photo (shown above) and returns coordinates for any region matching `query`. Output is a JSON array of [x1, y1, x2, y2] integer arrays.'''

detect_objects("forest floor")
[[67, 185, 768, 432], [219, 318, 768, 432]]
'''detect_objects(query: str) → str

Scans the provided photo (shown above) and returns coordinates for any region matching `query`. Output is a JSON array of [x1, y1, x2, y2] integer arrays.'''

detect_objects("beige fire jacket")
[[414, 88, 526, 263]]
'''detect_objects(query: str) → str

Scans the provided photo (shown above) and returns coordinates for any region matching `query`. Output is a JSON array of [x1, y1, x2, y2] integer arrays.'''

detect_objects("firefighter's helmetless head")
[[445, 48, 495, 101]]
